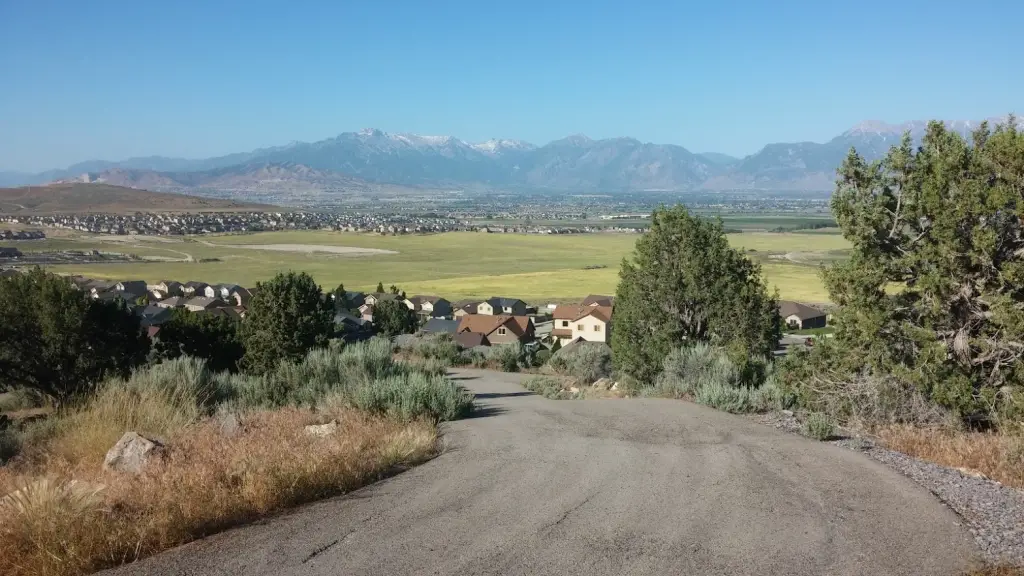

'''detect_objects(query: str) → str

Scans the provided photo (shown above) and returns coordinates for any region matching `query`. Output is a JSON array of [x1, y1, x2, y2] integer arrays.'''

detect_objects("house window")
[[577, 324, 583, 331], [498, 327, 507, 335], [561, 320, 569, 327], [594, 325, 601, 332]]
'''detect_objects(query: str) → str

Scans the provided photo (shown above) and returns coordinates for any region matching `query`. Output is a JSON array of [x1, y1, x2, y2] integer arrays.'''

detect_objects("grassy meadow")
[[27, 229, 848, 302]]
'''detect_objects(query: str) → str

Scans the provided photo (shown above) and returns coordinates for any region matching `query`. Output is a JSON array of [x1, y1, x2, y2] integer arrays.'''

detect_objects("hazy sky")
[[1, 0, 1021, 172]]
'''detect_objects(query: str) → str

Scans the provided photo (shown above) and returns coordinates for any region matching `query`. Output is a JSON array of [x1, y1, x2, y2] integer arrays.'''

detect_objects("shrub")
[[408, 333, 465, 366], [352, 372, 473, 422], [549, 342, 612, 384], [534, 349, 552, 366], [644, 344, 779, 414], [523, 376, 573, 400], [804, 413, 835, 441], [489, 342, 524, 373]]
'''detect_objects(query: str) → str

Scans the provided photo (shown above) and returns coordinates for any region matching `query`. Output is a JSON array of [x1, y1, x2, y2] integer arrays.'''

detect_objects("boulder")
[[591, 377, 613, 390], [569, 386, 580, 394], [304, 420, 340, 438], [103, 432, 165, 474]]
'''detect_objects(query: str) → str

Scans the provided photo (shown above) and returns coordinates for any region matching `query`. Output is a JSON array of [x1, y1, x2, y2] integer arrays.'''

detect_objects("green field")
[[27, 230, 847, 303]]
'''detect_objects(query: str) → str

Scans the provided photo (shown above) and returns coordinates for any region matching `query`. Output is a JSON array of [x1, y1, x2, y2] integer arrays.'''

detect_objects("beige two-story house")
[[551, 304, 612, 345]]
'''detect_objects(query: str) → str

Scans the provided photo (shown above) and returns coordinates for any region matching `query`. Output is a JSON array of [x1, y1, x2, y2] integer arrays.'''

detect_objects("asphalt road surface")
[[105, 369, 976, 576]]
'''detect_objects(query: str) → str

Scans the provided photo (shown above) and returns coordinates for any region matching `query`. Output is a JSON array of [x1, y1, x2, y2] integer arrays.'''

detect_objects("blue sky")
[[0, 0, 1021, 172]]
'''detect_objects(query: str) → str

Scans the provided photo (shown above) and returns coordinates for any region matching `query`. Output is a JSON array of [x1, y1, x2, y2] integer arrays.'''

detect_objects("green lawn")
[[32, 230, 846, 303]]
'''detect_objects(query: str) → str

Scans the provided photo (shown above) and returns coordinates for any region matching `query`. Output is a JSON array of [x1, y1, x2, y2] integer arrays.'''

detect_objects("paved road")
[[106, 369, 976, 576]]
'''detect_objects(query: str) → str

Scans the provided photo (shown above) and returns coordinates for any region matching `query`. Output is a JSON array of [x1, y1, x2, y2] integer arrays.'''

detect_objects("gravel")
[[752, 411, 1024, 567]]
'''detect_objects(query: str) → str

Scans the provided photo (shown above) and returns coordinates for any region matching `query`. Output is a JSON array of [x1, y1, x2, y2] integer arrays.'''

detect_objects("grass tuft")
[[804, 413, 835, 441]]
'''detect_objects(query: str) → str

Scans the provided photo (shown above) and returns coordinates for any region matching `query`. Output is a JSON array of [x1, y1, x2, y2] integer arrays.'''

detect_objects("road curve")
[[105, 369, 976, 576]]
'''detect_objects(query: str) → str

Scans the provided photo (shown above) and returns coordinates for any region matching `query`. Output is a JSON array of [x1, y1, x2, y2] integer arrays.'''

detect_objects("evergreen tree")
[[241, 272, 333, 374], [376, 282, 385, 293], [373, 299, 417, 337], [612, 206, 780, 383], [154, 309, 245, 373], [817, 118, 1024, 421], [0, 268, 149, 401]]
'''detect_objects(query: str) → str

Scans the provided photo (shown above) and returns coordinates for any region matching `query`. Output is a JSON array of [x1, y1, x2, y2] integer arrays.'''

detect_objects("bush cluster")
[[547, 342, 612, 384], [642, 344, 782, 414]]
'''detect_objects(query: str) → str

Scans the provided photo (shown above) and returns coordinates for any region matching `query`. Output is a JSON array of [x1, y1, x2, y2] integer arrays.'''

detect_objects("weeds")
[[0, 408, 436, 576], [804, 413, 835, 441], [877, 426, 1024, 489]]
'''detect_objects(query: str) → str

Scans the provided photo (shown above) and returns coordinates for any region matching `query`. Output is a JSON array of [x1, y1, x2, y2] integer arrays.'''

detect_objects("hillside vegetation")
[[0, 183, 277, 214]]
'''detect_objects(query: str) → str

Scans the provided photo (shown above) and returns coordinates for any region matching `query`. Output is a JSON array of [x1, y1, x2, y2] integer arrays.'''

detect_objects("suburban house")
[[405, 295, 453, 319], [231, 287, 253, 307], [455, 331, 489, 349], [551, 304, 613, 345], [184, 296, 228, 312], [204, 283, 241, 300], [182, 281, 209, 296], [156, 296, 187, 308], [358, 303, 376, 322], [336, 290, 365, 309], [154, 280, 183, 296], [779, 301, 827, 330], [478, 297, 527, 316], [452, 300, 481, 318], [456, 314, 534, 345], [422, 318, 460, 335], [115, 280, 147, 294], [200, 306, 244, 321], [137, 304, 172, 327], [364, 292, 401, 307], [582, 294, 614, 307]]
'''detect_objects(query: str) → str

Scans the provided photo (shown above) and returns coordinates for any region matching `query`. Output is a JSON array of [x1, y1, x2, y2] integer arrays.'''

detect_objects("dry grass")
[[877, 426, 1024, 490], [0, 407, 436, 576], [968, 567, 1024, 575]]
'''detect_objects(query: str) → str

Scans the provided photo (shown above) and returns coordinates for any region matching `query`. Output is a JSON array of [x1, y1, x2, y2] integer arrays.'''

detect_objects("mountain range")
[[1, 117, 1017, 196]]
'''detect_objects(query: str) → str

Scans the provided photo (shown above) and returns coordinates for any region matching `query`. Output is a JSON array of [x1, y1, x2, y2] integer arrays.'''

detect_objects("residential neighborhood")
[[0, 266, 829, 354]]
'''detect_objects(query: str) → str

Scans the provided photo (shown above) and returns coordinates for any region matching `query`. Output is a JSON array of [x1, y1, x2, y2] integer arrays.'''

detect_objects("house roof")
[[553, 304, 612, 323], [368, 292, 400, 302], [410, 295, 446, 304], [423, 318, 460, 334], [158, 296, 187, 307], [779, 301, 826, 321], [146, 326, 161, 339], [455, 331, 489, 348], [184, 296, 221, 309], [453, 299, 481, 308], [457, 314, 530, 338], [582, 294, 614, 307], [184, 281, 209, 289], [487, 296, 525, 308], [199, 306, 243, 321]]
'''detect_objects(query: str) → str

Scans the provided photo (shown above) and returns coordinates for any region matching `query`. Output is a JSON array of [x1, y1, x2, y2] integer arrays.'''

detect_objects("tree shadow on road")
[[473, 392, 533, 399], [466, 405, 507, 419]]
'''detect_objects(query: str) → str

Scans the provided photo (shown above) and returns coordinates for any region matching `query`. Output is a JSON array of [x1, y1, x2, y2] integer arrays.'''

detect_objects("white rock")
[[304, 420, 340, 438], [103, 432, 165, 474], [218, 413, 243, 438], [591, 377, 613, 390]]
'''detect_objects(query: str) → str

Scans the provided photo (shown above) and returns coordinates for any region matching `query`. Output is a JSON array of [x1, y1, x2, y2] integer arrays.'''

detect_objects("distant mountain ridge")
[[3, 116, 1019, 194]]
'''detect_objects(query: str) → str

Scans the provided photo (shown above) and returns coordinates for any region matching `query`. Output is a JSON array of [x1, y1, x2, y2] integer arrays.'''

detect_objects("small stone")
[[781, 410, 794, 418], [304, 420, 340, 438], [591, 378, 612, 390], [218, 413, 242, 438], [103, 432, 165, 474], [569, 387, 580, 394], [611, 382, 619, 391]]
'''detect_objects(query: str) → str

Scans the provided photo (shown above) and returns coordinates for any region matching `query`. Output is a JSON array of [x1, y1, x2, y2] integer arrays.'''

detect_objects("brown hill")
[[0, 183, 279, 214]]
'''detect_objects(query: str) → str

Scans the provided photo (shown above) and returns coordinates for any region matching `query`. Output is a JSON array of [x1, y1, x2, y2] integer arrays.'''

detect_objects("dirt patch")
[[213, 243, 398, 255]]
